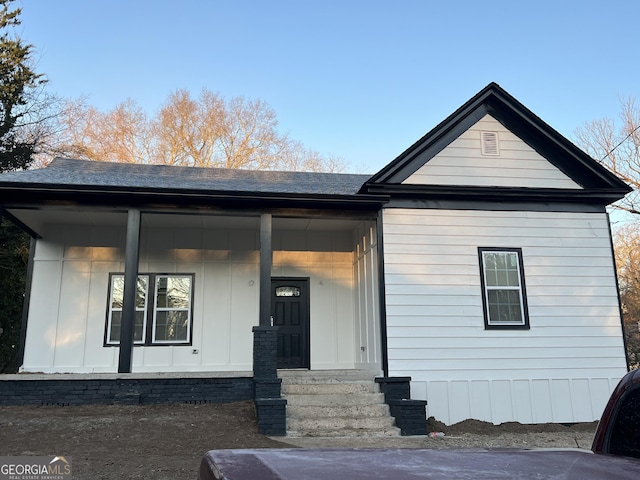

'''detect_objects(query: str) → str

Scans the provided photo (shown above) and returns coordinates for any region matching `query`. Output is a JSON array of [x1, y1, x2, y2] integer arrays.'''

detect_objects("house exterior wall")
[[403, 114, 582, 189], [382, 208, 627, 425], [21, 222, 365, 373], [271, 228, 365, 370], [353, 221, 382, 369]]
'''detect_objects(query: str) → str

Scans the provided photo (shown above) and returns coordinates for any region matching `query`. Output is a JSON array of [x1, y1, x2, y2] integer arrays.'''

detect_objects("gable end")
[[361, 83, 631, 204]]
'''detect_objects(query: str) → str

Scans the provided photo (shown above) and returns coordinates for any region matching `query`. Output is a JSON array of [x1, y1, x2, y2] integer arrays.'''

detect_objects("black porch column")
[[118, 209, 142, 373], [376, 210, 390, 377], [259, 213, 272, 327], [255, 213, 276, 379], [253, 213, 286, 435]]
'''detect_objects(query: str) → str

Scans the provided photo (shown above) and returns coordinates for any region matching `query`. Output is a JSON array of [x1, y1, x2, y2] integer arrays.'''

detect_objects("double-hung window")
[[478, 248, 529, 330], [106, 273, 193, 345], [152, 275, 192, 344]]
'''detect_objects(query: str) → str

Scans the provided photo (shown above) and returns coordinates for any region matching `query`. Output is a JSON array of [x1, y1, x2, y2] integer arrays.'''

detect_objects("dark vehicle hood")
[[199, 448, 640, 480]]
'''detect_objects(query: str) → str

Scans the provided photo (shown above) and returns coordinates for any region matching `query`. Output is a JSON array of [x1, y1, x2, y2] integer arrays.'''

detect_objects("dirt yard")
[[0, 401, 598, 480]]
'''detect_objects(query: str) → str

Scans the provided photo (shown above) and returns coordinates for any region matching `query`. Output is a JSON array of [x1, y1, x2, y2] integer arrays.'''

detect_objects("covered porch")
[[7, 206, 384, 376]]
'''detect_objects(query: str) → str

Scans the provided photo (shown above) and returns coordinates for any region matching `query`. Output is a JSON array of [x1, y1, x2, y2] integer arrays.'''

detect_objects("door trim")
[[272, 277, 310, 369]]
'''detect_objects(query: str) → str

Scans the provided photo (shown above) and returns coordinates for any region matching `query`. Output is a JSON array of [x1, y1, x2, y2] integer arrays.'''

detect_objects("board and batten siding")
[[22, 222, 363, 373], [353, 222, 383, 369], [22, 224, 261, 373], [403, 114, 582, 189], [383, 208, 627, 425], [271, 228, 361, 370]]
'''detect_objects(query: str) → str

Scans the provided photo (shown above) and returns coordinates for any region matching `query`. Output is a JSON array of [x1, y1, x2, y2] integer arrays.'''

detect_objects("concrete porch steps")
[[278, 370, 400, 438]]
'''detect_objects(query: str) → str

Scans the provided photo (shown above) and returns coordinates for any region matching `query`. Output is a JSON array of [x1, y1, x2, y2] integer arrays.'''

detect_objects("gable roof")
[[361, 83, 631, 204], [0, 83, 630, 212]]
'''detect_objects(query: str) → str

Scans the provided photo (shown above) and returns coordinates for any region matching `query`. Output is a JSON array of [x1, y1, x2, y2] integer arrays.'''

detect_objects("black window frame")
[[104, 272, 195, 347], [478, 247, 530, 330]]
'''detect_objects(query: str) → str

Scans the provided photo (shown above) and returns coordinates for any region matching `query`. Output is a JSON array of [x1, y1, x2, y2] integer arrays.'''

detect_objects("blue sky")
[[19, 0, 640, 173]]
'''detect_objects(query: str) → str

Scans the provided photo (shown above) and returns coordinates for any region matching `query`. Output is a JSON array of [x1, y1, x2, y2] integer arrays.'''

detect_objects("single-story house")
[[0, 83, 631, 426]]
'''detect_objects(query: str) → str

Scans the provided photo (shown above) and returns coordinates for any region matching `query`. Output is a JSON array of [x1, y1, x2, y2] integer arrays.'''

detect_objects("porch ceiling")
[[5, 208, 368, 237]]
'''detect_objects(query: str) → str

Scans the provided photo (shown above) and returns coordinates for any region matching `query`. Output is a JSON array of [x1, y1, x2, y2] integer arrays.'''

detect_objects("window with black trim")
[[478, 248, 529, 330], [105, 273, 194, 346]]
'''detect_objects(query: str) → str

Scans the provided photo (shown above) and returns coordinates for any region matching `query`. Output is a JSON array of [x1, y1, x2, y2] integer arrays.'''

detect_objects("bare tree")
[[58, 98, 152, 164], [218, 96, 285, 170], [56, 88, 345, 172], [278, 139, 345, 172], [152, 89, 224, 167], [574, 96, 640, 215]]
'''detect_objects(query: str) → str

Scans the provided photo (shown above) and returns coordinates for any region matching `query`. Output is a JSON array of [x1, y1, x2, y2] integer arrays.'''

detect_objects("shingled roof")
[[0, 157, 372, 196]]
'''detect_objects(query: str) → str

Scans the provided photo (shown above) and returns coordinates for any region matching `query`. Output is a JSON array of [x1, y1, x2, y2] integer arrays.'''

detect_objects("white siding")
[[353, 222, 382, 369], [383, 208, 627, 425], [272, 229, 359, 370], [22, 222, 363, 373], [403, 115, 582, 189]]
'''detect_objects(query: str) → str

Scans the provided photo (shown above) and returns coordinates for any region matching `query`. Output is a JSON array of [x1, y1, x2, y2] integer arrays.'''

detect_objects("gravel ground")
[[279, 420, 597, 450], [282, 429, 595, 449]]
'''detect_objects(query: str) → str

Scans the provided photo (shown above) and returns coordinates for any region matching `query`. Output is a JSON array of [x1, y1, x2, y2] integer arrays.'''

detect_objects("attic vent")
[[481, 131, 500, 156]]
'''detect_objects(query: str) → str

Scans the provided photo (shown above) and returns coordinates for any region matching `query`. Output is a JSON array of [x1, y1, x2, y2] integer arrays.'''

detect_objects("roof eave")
[[0, 183, 389, 211], [362, 183, 630, 206]]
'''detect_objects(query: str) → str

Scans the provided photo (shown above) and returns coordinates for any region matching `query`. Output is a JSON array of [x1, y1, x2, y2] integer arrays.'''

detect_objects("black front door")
[[271, 278, 310, 369]]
